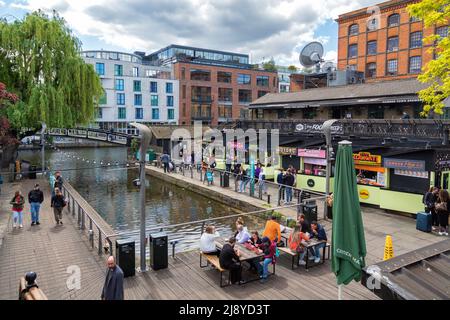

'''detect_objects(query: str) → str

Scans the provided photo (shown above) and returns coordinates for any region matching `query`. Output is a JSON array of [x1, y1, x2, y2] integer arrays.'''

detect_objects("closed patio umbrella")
[[331, 140, 367, 299]]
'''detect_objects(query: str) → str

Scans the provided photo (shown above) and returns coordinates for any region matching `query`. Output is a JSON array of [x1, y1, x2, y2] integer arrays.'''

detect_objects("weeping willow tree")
[[0, 10, 103, 129]]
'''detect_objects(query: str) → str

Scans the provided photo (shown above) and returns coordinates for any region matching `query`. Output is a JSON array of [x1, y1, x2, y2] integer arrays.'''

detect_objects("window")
[[117, 93, 125, 105], [218, 88, 233, 102], [191, 104, 211, 118], [133, 80, 141, 92], [182, 103, 186, 117], [348, 64, 357, 71], [99, 91, 107, 105], [166, 82, 173, 94], [114, 64, 123, 76], [348, 44, 358, 58], [134, 94, 142, 106], [95, 63, 105, 76], [182, 85, 186, 99], [218, 105, 232, 118], [387, 36, 399, 52], [150, 82, 158, 93], [118, 107, 126, 119], [168, 109, 175, 120], [191, 86, 211, 103], [280, 85, 288, 93], [151, 95, 158, 107], [190, 69, 211, 81], [387, 59, 398, 76], [238, 89, 252, 103], [368, 105, 384, 119], [237, 74, 251, 85], [217, 71, 232, 83], [436, 26, 449, 39], [256, 76, 269, 87], [115, 79, 124, 91], [409, 56, 422, 74], [366, 63, 377, 78], [367, 41, 377, 55], [410, 31, 422, 48], [167, 96, 174, 107], [181, 67, 185, 80], [257, 109, 264, 119], [135, 108, 143, 120], [349, 24, 359, 36], [258, 91, 268, 98], [152, 108, 159, 120], [410, 16, 421, 23], [97, 108, 102, 119], [133, 67, 139, 77], [388, 14, 400, 27]]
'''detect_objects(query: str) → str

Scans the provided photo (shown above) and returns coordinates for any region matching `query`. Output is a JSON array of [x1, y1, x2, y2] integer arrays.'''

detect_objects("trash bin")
[[326, 205, 333, 220], [115, 239, 135, 277], [149, 232, 168, 270], [29, 165, 37, 180], [303, 203, 318, 223]]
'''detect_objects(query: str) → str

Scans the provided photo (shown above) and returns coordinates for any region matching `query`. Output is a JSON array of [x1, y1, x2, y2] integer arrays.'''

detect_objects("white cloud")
[[0, 1, 6, 7], [10, 0, 381, 66]]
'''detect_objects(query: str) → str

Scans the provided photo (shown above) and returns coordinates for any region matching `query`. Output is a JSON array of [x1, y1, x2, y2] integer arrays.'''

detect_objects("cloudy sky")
[[1, 0, 381, 66]]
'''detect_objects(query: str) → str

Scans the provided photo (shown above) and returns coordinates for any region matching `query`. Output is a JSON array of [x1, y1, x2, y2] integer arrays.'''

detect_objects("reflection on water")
[[19, 147, 265, 252]]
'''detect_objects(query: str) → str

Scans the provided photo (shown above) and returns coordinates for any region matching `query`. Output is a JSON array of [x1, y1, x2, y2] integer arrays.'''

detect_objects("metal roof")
[[362, 239, 450, 300]]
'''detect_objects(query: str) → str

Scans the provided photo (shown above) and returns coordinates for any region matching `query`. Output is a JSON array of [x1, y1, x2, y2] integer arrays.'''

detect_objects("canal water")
[[19, 147, 265, 253]]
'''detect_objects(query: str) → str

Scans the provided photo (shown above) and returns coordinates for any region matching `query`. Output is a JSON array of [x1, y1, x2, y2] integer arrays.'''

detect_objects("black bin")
[[29, 165, 37, 179], [220, 172, 230, 188], [303, 203, 318, 223], [149, 232, 168, 270], [115, 239, 135, 277]]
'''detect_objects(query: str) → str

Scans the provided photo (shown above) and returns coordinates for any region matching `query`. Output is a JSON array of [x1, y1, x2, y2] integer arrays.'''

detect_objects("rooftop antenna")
[[299, 41, 324, 73]]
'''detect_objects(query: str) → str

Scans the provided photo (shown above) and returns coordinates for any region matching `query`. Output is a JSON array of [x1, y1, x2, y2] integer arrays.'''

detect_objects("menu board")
[[394, 169, 429, 179]]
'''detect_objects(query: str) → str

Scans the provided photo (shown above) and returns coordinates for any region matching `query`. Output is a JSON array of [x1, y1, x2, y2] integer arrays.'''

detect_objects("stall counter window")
[[303, 157, 327, 176], [355, 165, 386, 187]]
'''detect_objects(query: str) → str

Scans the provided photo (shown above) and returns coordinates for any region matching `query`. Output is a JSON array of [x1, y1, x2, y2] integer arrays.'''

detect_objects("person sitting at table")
[[234, 217, 244, 235], [235, 224, 251, 244], [199, 225, 220, 256], [249, 230, 262, 247], [297, 214, 311, 235], [262, 215, 281, 245], [258, 237, 276, 283], [219, 237, 243, 285], [287, 224, 311, 266], [309, 221, 327, 264]]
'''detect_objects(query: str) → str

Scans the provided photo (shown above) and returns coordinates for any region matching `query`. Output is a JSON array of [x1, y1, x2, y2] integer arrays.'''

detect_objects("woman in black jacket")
[[435, 189, 449, 236]]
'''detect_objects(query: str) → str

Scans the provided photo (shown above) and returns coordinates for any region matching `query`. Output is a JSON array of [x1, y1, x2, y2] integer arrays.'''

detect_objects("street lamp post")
[[40, 122, 46, 176], [130, 123, 152, 272], [322, 119, 338, 220]]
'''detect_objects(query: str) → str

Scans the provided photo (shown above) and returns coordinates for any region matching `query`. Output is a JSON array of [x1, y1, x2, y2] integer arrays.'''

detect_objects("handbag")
[[436, 201, 447, 212]]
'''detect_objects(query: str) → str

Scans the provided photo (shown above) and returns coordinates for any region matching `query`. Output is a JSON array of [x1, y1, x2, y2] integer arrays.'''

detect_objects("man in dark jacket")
[[51, 188, 66, 225], [277, 169, 285, 201], [101, 256, 124, 300], [160, 153, 170, 173], [310, 221, 327, 264], [28, 183, 44, 226], [219, 237, 243, 284], [54, 171, 63, 190], [284, 170, 295, 204]]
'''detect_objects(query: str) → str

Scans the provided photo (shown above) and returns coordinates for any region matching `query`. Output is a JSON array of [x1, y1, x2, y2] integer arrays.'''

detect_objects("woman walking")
[[51, 188, 66, 225], [435, 189, 449, 236], [10, 190, 25, 229]]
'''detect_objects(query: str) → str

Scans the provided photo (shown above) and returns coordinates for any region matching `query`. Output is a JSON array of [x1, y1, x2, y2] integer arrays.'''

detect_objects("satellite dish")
[[322, 61, 335, 73], [300, 42, 324, 67]]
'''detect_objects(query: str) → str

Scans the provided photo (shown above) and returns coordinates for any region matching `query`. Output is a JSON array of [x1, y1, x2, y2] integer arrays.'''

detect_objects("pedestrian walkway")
[[0, 179, 107, 300]]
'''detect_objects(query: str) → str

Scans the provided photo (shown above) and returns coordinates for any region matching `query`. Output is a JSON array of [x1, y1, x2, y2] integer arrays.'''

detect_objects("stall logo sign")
[[353, 152, 381, 166], [384, 158, 425, 171], [295, 123, 343, 134], [307, 179, 315, 188], [277, 147, 297, 156], [298, 149, 326, 158], [359, 189, 370, 199]]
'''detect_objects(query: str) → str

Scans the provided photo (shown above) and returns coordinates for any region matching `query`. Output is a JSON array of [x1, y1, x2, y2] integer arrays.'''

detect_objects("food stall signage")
[[295, 123, 343, 134], [353, 152, 381, 166], [298, 149, 326, 158], [384, 158, 425, 171], [277, 147, 297, 156]]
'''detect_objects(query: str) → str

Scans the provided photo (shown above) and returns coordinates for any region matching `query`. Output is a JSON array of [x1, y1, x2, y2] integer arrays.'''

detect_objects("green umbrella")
[[331, 141, 367, 292]]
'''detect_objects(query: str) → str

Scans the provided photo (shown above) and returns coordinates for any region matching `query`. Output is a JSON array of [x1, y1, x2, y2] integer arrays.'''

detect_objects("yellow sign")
[[359, 189, 370, 199], [353, 152, 381, 166]]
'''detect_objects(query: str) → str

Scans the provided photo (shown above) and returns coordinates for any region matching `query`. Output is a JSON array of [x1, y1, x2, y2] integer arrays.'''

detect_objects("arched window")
[[388, 14, 400, 27], [349, 24, 359, 36]]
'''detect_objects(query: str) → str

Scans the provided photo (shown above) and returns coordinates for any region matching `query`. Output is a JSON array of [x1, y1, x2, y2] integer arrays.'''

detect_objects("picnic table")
[[215, 237, 276, 283]]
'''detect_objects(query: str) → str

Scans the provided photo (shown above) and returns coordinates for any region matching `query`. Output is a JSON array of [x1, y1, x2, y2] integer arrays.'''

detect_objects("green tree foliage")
[[287, 65, 297, 73], [408, 0, 450, 116], [0, 10, 103, 129], [263, 58, 277, 72]]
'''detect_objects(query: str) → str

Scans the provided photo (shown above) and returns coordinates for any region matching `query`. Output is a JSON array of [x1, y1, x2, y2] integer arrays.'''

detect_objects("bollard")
[[267, 194, 271, 204]]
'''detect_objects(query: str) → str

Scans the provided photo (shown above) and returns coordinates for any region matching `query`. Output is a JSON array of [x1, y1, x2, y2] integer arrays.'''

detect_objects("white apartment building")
[[277, 66, 294, 93], [82, 50, 179, 134]]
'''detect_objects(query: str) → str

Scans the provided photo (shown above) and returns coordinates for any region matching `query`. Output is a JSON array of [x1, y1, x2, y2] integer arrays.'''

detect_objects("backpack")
[[206, 171, 213, 182]]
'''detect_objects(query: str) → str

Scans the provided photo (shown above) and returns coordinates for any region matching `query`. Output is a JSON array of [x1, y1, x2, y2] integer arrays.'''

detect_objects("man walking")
[[284, 169, 295, 204], [28, 183, 44, 226], [160, 152, 170, 173], [51, 188, 66, 225], [101, 256, 124, 300]]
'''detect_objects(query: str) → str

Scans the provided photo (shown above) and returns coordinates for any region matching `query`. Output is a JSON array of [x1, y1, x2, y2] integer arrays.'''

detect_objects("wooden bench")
[[200, 252, 231, 287], [277, 247, 299, 270], [278, 242, 331, 270]]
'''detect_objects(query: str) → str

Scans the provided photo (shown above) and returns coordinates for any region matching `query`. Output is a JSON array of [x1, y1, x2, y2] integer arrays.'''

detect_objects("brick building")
[[145, 45, 278, 126], [336, 0, 448, 82]]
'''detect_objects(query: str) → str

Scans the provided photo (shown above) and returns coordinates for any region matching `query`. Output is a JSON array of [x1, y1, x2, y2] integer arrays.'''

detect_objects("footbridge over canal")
[[47, 128, 137, 147]]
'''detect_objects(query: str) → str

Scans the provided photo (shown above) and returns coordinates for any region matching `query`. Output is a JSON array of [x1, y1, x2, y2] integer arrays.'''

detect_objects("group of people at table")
[[199, 214, 328, 285]]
